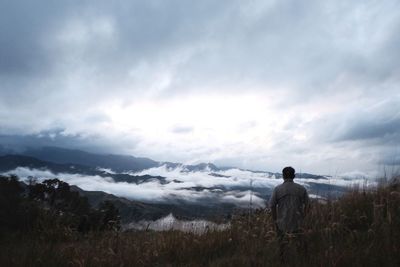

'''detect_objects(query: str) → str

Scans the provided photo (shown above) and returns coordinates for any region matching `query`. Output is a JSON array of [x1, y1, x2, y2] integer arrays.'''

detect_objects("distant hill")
[[0, 154, 167, 184], [71, 185, 237, 223], [0, 147, 350, 222], [22, 146, 159, 172], [20, 146, 222, 173], [0, 154, 96, 174], [69, 185, 168, 222]]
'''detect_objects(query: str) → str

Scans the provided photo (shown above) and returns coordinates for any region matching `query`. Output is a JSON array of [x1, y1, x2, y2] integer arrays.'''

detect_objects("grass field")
[[1, 178, 400, 266]]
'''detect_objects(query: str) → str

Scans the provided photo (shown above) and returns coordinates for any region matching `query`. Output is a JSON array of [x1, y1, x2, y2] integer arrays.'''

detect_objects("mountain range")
[[0, 146, 358, 223]]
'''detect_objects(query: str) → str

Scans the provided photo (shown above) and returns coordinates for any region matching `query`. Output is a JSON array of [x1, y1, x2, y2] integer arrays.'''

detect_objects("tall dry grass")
[[1, 179, 400, 266]]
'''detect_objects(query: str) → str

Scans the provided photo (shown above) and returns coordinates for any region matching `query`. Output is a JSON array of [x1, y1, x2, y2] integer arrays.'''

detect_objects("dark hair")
[[282, 166, 295, 179]]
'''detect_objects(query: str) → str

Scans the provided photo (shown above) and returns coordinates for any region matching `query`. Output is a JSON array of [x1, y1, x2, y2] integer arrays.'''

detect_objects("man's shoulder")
[[274, 183, 285, 191], [274, 181, 307, 193], [293, 182, 307, 192]]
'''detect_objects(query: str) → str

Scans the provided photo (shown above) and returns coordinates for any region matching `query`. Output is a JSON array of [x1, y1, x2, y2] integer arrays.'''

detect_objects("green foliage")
[[0, 175, 41, 234], [0, 175, 121, 237]]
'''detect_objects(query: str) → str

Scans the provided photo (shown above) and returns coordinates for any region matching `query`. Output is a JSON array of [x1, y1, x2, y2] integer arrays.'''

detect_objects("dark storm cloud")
[[0, 1, 229, 75], [380, 151, 400, 166], [328, 97, 400, 145], [0, 0, 399, 173], [0, 0, 243, 115], [336, 116, 400, 142], [2, 0, 399, 97], [0, 1, 74, 75], [0, 131, 126, 155]]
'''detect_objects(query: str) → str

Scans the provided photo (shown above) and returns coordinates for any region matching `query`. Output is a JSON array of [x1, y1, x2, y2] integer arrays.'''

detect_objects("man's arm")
[[269, 189, 277, 221], [303, 189, 310, 216], [271, 205, 277, 221]]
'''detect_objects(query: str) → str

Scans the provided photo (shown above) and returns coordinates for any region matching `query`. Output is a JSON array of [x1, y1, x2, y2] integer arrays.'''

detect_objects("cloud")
[[379, 151, 400, 167], [0, 0, 399, 173], [328, 98, 400, 143], [338, 117, 400, 143], [2, 166, 270, 205], [171, 125, 194, 134], [1, 164, 376, 207]]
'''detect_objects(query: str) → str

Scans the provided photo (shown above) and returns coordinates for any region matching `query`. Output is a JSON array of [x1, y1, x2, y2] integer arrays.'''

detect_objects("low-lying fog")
[[124, 213, 230, 234], [2, 164, 376, 207]]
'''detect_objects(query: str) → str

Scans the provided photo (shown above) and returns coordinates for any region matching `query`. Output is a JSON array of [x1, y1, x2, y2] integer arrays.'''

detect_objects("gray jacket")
[[269, 180, 309, 232]]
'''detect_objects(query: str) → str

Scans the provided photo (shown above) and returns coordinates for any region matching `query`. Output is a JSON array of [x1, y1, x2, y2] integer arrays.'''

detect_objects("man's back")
[[269, 180, 309, 233]]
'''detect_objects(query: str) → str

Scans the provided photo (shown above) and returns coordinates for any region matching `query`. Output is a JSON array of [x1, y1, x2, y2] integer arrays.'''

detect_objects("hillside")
[[22, 146, 159, 172], [0, 177, 399, 266], [0, 148, 360, 223]]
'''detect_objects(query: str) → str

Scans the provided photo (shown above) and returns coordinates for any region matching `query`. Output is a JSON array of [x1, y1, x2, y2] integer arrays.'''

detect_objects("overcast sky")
[[1, 0, 399, 175]]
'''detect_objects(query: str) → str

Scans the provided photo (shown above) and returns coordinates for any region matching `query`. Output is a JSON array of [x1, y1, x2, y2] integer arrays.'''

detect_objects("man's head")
[[282, 166, 295, 180]]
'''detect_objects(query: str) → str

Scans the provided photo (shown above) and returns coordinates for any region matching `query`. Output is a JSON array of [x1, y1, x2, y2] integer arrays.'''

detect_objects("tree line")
[[0, 175, 120, 236]]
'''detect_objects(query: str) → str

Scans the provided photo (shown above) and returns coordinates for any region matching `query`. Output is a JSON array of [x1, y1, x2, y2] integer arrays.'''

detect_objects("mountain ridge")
[[0, 146, 351, 220], [16, 146, 329, 178], [22, 146, 159, 172]]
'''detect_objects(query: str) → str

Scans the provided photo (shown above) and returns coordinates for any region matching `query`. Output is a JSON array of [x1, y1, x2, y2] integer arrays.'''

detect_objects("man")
[[269, 166, 309, 262], [269, 166, 309, 235]]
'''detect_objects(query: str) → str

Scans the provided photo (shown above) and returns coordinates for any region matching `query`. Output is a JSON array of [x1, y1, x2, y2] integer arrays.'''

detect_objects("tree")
[[98, 200, 121, 231]]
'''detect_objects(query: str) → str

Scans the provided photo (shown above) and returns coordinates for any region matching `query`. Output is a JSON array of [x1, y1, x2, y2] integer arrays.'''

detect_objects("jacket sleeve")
[[303, 188, 310, 211], [269, 188, 277, 208]]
